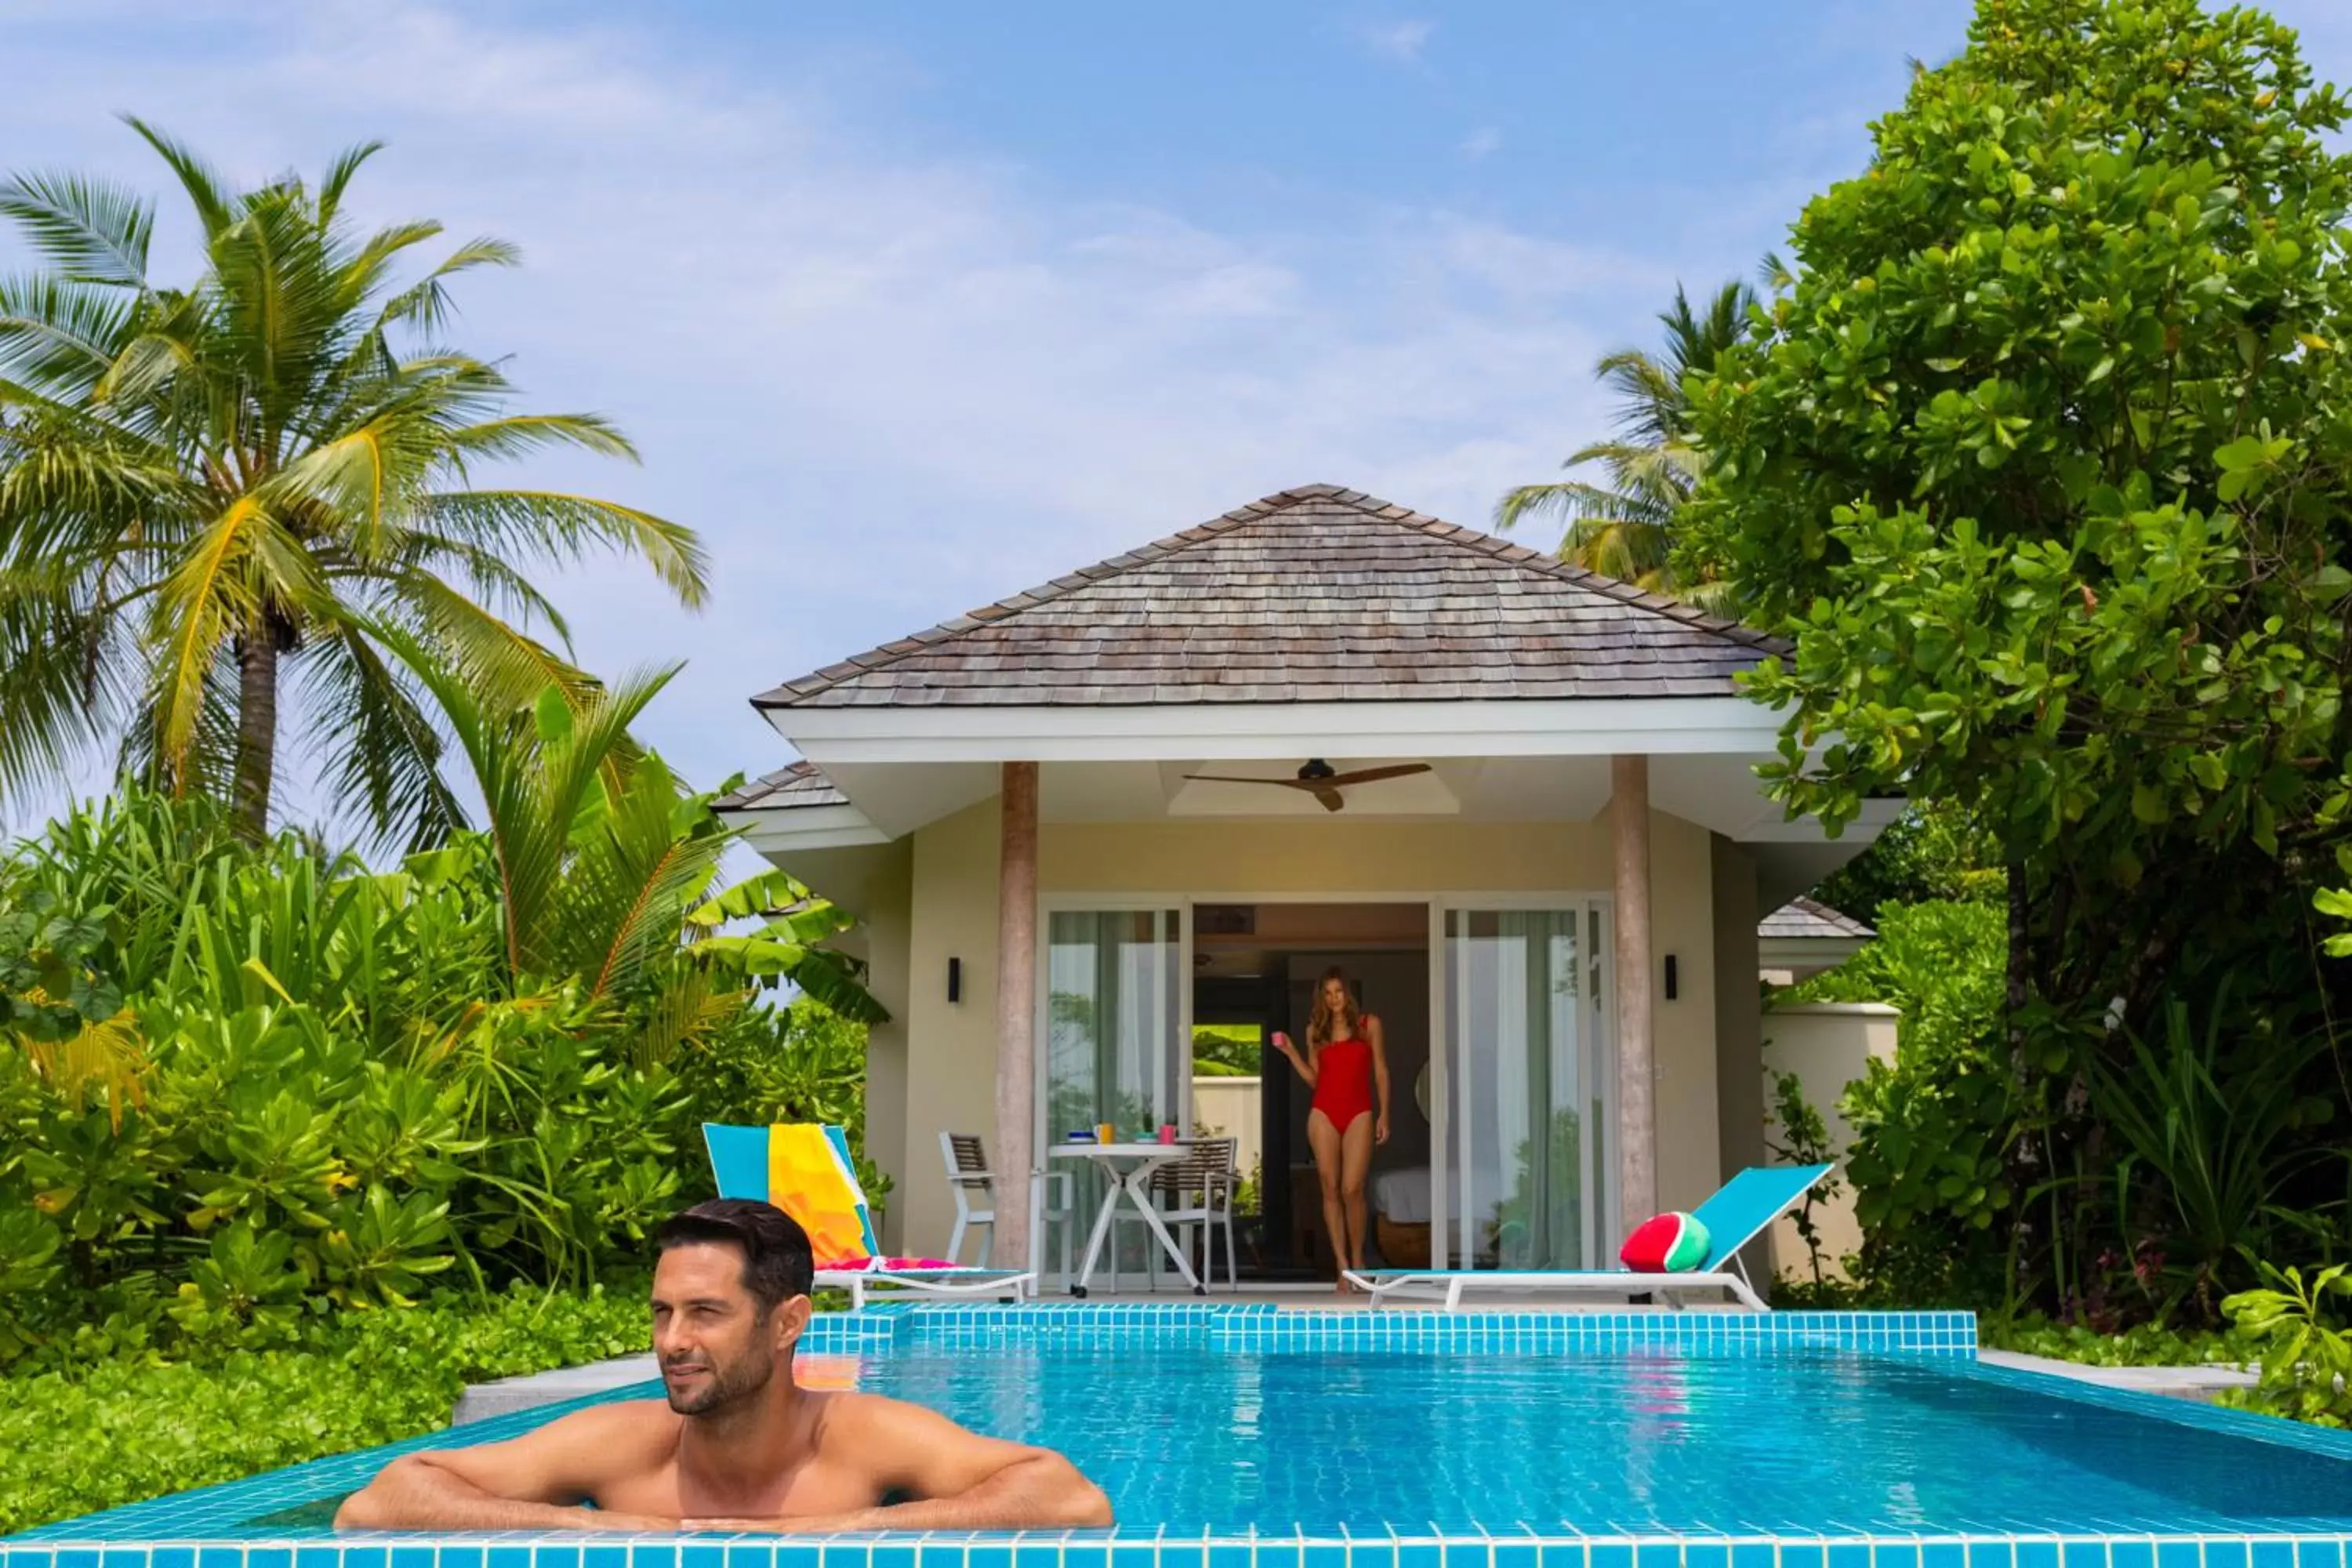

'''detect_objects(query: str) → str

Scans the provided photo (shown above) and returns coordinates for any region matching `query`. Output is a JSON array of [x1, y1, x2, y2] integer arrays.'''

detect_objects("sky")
[[6, 0, 2352, 843]]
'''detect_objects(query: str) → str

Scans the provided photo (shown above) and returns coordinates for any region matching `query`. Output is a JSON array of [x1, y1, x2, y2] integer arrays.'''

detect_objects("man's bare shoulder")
[[497, 1399, 681, 1464]]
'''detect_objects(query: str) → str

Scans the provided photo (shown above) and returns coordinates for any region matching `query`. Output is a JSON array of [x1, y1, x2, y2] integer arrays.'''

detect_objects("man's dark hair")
[[655, 1200, 815, 1316]]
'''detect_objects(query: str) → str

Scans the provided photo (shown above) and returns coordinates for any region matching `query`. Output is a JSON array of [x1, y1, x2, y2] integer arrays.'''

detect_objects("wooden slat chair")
[[939, 1130, 1074, 1275], [1147, 1138, 1240, 1292]]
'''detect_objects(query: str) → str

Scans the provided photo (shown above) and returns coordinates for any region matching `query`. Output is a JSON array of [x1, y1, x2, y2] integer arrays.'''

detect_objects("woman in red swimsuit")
[[1271, 967, 1389, 1292]]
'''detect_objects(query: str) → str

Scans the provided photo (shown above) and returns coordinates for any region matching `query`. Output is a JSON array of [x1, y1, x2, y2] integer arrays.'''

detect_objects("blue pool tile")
[[626, 1548, 677, 1568], [2292, 1544, 2347, 1568], [2252, 1543, 2297, 1568], [1729, 1543, 1777, 1568], [679, 1549, 723, 1568], [1209, 1544, 1253, 1568], [198, 1548, 243, 1568], [1494, 1543, 1540, 1568], [1061, 1545, 1109, 1568], [1634, 1544, 1679, 1568], [148, 1552, 191, 1568], [871, 1546, 916, 1568], [301, 1550, 345, 1568], [2015, 1541, 2058, 1568], [2058, 1543, 2103, 1568], [1961, 1545, 2012, 1568], [1588, 1544, 1632, 1568], [1828, 1543, 1871, 1568], [583, 1547, 627, 1568], [56, 1551, 99, 1568], [248, 1549, 292, 1568], [532, 1548, 581, 1568], [1397, 1543, 1441, 1568], [2107, 1542, 2153, 1568], [1534, 1544, 1590, 1568], [1445, 1544, 1490, 1568], [1873, 1546, 1921, 1568], [439, 1549, 484, 1568], [1016, 1546, 1065, 1568], [1156, 1544, 1206, 1568], [2156, 1544, 2201, 1568], [2206, 1544, 2251, 1568]]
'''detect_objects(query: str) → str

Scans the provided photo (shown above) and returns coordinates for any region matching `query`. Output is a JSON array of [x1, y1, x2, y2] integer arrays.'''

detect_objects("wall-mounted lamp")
[[947, 956, 963, 1004], [1663, 954, 1679, 1001]]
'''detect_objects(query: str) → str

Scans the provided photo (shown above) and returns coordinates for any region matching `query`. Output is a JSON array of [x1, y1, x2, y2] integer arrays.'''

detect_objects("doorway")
[[1189, 902, 1432, 1281]]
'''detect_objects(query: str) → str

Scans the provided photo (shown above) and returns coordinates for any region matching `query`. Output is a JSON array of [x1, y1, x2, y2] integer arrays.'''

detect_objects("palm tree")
[[385, 630, 884, 1029], [1497, 278, 1754, 609], [0, 120, 706, 846]]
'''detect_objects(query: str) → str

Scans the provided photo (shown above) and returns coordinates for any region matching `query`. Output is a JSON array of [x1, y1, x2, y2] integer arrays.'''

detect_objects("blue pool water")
[[16, 1308, 2352, 1558], [864, 1348, 2352, 1534]]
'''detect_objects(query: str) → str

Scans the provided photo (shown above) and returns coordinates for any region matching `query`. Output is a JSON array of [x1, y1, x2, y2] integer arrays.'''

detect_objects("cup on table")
[[1156, 1124, 1178, 1145], [1095, 1121, 1115, 1144]]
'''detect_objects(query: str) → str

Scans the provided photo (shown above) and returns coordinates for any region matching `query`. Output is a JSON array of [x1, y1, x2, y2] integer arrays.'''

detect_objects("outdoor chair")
[[939, 1129, 1075, 1276]]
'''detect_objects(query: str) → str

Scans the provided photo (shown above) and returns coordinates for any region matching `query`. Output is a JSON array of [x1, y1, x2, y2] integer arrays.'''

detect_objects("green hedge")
[[0, 1283, 650, 1536]]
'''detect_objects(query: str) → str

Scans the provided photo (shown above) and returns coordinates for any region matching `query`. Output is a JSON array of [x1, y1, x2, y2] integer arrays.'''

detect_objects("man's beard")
[[662, 1346, 775, 1416]]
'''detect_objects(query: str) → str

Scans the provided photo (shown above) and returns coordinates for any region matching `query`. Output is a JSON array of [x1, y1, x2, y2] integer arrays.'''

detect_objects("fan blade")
[[1313, 787, 1346, 812], [1184, 774, 1319, 789], [1319, 763, 1432, 788]]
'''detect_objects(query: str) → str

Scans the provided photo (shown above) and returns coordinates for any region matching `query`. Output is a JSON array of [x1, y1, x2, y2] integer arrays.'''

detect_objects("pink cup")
[[1156, 1123, 1178, 1144]]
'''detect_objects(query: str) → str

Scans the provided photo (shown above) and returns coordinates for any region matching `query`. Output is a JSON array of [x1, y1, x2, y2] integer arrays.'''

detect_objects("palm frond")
[[316, 140, 387, 230], [0, 274, 136, 391], [0, 172, 154, 289], [292, 622, 465, 854], [419, 491, 707, 608], [120, 118, 233, 239]]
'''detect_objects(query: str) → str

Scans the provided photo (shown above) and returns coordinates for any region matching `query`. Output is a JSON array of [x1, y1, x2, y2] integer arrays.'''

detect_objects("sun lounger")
[[1342, 1162, 1834, 1312], [702, 1123, 1035, 1308]]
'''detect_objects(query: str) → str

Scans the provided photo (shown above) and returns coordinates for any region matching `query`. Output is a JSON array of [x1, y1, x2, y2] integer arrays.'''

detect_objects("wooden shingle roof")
[[753, 485, 1785, 711], [715, 760, 847, 812], [1758, 896, 1876, 942]]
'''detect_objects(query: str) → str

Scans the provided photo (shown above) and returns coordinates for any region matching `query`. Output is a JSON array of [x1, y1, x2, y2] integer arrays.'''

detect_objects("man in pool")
[[336, 1200, 1112, 1534]]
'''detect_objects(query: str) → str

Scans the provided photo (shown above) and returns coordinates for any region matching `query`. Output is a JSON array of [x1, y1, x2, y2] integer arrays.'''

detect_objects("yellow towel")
[[764, 1123, 875, 1266]]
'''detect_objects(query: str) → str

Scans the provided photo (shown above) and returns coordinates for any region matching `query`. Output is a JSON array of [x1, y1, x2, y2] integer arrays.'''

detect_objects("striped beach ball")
[[1619, 1210, 1712, 1272]]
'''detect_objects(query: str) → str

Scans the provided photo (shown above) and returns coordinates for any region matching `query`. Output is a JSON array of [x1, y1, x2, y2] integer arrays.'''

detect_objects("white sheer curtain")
[[1446, 906, 1602, 1269]]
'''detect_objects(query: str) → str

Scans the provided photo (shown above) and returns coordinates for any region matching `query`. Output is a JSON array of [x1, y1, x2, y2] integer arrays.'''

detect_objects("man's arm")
[[337, 1406, 674, 1534], [689, 1396, 1110, 1534]]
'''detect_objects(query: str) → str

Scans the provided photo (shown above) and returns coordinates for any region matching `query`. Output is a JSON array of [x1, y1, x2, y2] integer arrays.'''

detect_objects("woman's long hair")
[[1306, 966, 1361, 1047]]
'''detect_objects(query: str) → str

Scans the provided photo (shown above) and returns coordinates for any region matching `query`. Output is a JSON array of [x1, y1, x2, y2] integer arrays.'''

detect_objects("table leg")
[[1121, 1171, 1203, 1293], [1071, 1178, 1123, 1298]]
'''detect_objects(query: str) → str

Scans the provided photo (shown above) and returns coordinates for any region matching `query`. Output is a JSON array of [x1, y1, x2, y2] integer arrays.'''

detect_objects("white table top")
[[1049, 1142, 1182, 1158]]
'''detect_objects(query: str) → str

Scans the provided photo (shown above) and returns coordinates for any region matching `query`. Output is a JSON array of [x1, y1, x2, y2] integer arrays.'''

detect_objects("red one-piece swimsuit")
[[1309, 1018, 1376, 1134]]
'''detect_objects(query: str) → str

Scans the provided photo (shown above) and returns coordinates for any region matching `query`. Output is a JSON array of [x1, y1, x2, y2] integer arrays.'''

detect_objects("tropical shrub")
[[0, 786, 879, 1371], [0, 1282, 652, 1535], [2223, 1261, 2352, 1427]]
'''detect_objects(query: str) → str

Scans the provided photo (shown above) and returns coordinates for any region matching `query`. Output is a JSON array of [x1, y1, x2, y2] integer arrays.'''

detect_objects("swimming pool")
[[9, 1305, 2352, 1566]]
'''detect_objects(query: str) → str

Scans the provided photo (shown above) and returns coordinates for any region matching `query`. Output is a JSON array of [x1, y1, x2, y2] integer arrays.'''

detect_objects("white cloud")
[[1359, 19, 1438, 63], [0, 4, 1639, 834], [1460, 127, 1504, 161]]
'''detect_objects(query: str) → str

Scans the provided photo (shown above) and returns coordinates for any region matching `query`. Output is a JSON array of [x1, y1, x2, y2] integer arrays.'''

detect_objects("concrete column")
[[992, 761, 1040, 1270], [1612, 754, 1657, 1231]]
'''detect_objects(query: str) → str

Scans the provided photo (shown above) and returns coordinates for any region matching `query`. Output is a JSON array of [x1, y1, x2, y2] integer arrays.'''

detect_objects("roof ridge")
[[752, 483, 1784, 710]]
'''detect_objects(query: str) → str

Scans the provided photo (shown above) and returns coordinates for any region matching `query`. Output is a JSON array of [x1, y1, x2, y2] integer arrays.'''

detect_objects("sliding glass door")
[[1038, 907, 1184, 1281], [1441, 903, 1611, 1271]]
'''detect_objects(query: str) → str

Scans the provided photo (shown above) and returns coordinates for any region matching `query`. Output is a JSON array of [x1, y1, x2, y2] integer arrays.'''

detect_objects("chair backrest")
[[1690, 1163, 1835, 1269], [941, 1131, 990, 1182], [1150, 1138, 1235, 1197], [702, 1123, 880, 1267]]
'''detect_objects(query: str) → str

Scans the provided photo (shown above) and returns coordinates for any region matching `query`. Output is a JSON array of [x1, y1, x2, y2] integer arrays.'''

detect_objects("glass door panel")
[[1443, 905, 1610, 1270], [1040, 908, 1182, 1283]]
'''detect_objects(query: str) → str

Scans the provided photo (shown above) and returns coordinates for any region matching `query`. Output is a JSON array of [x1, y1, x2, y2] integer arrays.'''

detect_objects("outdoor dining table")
[[1047, 1142, 1203, 1297]]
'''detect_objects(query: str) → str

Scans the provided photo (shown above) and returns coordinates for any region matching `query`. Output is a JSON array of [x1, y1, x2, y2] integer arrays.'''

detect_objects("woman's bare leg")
[[1306, 1109, 1348, 1291], [1339, 1112, 1375, 1276]]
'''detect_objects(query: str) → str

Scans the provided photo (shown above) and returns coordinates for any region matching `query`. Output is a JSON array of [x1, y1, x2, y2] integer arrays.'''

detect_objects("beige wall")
[[887, 800, 1727, 1259], [775, 842, 913, 1252], [1760, 1002, 1899, 1281], [1709, 837, 1768, 1273]]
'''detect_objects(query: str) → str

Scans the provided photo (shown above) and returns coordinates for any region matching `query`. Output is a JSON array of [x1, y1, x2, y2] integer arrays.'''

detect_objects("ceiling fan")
[[1182, 757, 1431, 813]]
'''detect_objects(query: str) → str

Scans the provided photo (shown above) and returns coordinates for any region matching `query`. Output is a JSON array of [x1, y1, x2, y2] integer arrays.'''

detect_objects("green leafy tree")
[[1682, 0, 2352, 1310], [0, 121, 706, 845], [1812, 800, 2005, 924], [1498, 279, 1752, 608], [1685, 0, 2352, 1045]]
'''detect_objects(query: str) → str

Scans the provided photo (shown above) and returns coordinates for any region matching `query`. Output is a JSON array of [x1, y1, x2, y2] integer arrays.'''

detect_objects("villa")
[[716, 485, 1899, 1283]]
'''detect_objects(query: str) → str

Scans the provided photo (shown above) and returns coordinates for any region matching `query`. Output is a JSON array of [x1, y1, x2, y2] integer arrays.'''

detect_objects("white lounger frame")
[[1341, 1258, 1768, 1312], [818, 1268, 1035, 1310]]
